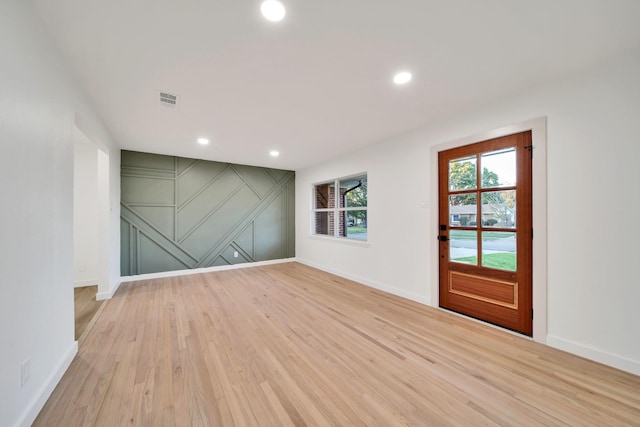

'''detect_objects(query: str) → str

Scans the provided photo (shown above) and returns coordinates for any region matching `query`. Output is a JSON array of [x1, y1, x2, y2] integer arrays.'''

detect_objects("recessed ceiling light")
[[197, 138, 209, 145], [261, 0, 286, 22], [270, 150, 280, 157], [393, 71, 412, 85]]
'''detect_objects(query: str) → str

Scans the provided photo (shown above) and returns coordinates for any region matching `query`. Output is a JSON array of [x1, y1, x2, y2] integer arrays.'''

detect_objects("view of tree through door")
[[438, 131, 533, 335]]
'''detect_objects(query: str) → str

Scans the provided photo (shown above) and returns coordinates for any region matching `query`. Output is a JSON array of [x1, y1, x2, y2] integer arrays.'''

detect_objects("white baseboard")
[[120, 258, 296, 283], [96, 287, 118, 301], [73, 279, 97, 288], [547, 335, 640, 376], [17, 340, 78, 427], [296, 258, 430, 306], [96, 277, 122, 301]]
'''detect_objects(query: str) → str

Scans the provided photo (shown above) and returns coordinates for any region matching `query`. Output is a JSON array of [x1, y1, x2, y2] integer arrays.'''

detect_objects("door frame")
[[73, 115, 114, 301], [429, 117, 547, 343]]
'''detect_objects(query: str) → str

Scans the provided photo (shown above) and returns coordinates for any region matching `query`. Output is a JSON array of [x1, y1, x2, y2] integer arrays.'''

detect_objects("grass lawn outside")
[[453, 252, 516, 271], [347, 226, 367, 234]]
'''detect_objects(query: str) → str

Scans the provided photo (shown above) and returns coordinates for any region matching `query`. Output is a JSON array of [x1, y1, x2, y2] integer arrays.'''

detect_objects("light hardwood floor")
[[74, 285, 104, 341], [36, 263, 640, 426]]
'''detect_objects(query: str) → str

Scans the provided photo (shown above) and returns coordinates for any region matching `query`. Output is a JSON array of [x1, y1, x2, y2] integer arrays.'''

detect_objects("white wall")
[[73, 130, 99, 287], [296, 51, 640, 375], [0, 2, 120, 426]]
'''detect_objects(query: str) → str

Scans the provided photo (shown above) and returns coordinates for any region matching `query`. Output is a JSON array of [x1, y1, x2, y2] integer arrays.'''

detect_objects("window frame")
[[312, 173, 368, 242]]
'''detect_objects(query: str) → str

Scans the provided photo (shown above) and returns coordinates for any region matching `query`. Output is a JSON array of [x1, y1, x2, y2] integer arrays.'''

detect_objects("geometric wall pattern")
[[120, 150, 295, 275]]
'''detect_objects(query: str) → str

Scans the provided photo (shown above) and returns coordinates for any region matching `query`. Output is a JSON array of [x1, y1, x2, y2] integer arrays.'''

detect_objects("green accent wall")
[[120, 151, 295, 275]]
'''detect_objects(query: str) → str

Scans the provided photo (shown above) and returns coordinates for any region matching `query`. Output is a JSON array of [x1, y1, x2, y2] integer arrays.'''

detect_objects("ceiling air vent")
[[159, 91, 179, 108]]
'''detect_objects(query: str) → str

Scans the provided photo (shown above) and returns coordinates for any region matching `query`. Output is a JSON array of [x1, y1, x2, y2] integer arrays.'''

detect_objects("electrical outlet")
[[21, 358, 30, 387], [233, 251, 239, 258]]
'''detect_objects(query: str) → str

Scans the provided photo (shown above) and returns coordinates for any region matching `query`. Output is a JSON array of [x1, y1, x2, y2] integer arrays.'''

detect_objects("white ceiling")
[[33, 0, 640, 170]]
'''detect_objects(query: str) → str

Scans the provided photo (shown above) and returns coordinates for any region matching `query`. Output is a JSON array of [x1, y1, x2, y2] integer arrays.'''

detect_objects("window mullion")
[[333, 179, 340, 237]]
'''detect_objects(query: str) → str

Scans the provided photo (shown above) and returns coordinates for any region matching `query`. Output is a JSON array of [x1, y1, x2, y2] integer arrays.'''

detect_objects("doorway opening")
[[72, 124, 110, 341], [429, 117, 547, 342]]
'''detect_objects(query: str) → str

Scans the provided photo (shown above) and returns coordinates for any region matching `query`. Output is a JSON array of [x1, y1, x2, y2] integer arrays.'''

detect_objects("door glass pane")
[[481, 148, 516, 188], [482, 231, 516, 271], [449, 194, 477, 227], [314, 211, 335, 236], [450, 230, 478, 265], [449, 156, 477, 191], [481, 190, 516, 228]]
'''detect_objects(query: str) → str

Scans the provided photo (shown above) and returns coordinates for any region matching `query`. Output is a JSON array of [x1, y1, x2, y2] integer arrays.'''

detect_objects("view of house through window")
[[314, 174, 367, 240]]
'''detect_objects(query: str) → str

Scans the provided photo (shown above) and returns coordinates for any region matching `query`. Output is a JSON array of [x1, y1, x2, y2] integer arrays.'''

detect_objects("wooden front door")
[[438, 131, 533, 335]]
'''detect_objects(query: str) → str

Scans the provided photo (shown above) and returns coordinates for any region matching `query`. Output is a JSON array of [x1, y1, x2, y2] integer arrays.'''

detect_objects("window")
[[313, 174, 367, 241]]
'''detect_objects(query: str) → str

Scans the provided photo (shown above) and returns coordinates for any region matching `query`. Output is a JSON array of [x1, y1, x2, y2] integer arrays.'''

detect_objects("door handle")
[[438, 235, 448, 242]]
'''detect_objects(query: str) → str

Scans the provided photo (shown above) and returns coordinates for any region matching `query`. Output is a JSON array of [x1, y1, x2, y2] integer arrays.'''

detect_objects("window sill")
[[309, 234, 370, 247]]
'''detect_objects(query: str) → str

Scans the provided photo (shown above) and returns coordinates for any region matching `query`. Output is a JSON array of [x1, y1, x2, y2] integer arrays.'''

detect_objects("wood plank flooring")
[[36, 263, 640, 426], [74, 285, 104, 341]]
